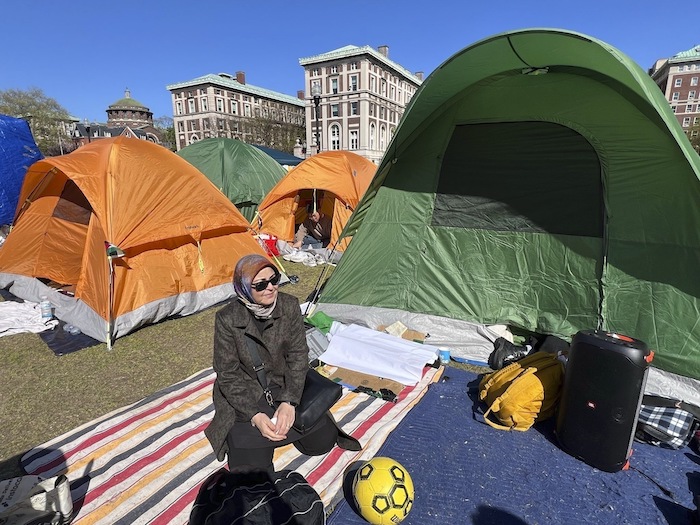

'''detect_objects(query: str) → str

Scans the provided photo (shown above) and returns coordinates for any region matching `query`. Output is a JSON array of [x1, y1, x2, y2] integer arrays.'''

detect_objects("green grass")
[[0, 261, 333, 480], [0, 259, 485, 480]]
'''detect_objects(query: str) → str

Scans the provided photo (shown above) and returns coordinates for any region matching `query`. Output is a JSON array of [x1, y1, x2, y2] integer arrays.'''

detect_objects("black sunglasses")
[[252, 273, 281, 292]]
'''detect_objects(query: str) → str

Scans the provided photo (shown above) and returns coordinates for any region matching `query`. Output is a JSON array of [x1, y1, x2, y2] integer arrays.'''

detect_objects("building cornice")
[[166, 74, 304, 107], [668, 45, 700, 64], [299, 45, 423, 84]]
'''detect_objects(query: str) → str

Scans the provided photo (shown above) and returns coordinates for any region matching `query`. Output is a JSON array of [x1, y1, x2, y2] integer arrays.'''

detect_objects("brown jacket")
[[205, 292, 309, 461], [294, 213, 332, 244]]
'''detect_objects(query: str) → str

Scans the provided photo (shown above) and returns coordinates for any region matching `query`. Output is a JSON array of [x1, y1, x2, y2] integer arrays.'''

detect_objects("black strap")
[[244, 337, 275, 407], [642, 395, 700, 420]]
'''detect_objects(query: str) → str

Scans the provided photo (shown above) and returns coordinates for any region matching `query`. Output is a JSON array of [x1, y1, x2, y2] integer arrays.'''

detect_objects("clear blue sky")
[[1, 1, 694, 123]]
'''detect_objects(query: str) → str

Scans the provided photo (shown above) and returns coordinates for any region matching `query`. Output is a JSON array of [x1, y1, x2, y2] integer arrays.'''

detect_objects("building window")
[[177, 121, 184, 132], [200, 97, 208, 111], [188, 99, 195, 113], [312, 68, 320, 77], [216, 98, 224, 112], [380, 107, 385, 119], [691, 91, 697, 100], [350, 75, 358, 91], [350, 101, 358, 115], [176, 101, 183, 115], [331, 78, 338, 94], [683, 117, 691, 127], [330, 65, 338, 74], [350, 62, 358, 71], [672, 92, 680, 101], [675, 78, 683, 87], [350, 130, 358, 150], [381, 79, 387, 96], [370, 76, 376, 92], [693, 77, 699, 86], [390, 86, 395, 100], [230, 100, 238, 114], [311, 79, 321, 96], [330, 124, 341, 150], [370, 123, 376, 149], [687, 105, 693, 113], [380, 125, 386, 150], [331, 104, 339, 117], [244, 104, 251, 117], [694, 117, 700, 125]]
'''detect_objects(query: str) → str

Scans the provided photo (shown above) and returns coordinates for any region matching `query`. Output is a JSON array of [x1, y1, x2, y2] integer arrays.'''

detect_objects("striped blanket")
[[21, 366, 441, 524]]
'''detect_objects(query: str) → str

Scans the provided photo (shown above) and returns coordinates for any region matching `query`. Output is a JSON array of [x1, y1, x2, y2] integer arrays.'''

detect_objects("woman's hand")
[[251, 412, 287, 441], [272, 402, 296, 437]]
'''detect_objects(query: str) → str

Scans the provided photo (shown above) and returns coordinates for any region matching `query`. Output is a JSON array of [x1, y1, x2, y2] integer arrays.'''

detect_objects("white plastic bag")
[[0, 474, 73, 525]]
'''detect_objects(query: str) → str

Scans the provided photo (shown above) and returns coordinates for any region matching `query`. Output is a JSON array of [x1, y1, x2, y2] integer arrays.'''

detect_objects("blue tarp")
[[328, 367, 698, 524], [0, 114, 43, 225], [252, 145, 303, 166]]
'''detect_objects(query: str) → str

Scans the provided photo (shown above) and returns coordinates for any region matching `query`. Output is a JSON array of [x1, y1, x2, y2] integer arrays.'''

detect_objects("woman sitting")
[[205, 254, 360, 472]]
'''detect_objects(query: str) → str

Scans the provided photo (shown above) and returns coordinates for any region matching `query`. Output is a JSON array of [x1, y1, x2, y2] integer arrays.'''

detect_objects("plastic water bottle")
[[40, 296, 53, 320]]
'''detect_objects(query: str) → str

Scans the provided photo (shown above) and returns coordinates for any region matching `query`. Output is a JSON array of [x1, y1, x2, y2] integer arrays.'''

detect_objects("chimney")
[[297, 90, 305, 100], [377, 45, 389, 58], [236, 71, 246, 85], [415, 71, 424, 81]]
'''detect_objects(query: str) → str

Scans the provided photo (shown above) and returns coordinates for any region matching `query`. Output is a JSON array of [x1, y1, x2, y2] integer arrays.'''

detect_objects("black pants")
[[226, 412, 338, 472]]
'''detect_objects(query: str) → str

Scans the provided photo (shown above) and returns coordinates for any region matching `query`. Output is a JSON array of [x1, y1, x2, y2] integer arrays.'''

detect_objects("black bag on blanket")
[[189, 468, 324, 525], [634, 394, 700, 450], [245, 338, 343, 433]]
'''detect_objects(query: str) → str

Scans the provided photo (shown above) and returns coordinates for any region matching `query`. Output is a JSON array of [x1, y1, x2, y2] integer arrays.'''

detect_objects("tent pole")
[[107, 258, 114, 351], [303, 239, 340, 317]]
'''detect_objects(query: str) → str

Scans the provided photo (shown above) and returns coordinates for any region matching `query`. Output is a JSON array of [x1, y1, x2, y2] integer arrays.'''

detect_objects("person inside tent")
[[205, 254, 360, 473], [292, 203, 332, 249]]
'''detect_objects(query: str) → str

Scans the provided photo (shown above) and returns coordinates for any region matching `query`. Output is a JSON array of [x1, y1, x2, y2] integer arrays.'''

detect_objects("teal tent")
[[317, 28, 700, 400], [177, 138, 286, 221]]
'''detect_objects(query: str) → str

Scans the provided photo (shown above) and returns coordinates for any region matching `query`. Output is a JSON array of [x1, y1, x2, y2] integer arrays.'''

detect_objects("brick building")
[[650, 45, 700, 141]]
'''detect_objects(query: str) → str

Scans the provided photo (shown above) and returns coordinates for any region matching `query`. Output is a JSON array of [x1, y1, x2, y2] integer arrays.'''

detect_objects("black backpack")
[[189, 468, 325, 525]]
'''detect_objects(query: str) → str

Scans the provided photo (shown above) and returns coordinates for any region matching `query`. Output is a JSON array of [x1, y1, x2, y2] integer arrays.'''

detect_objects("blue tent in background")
[[0, 115, 43, 225], [252, 145, 303, 167]]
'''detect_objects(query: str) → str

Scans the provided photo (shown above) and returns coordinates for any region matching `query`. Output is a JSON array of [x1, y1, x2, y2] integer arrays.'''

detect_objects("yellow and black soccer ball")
[[352, 456, 414, 524]]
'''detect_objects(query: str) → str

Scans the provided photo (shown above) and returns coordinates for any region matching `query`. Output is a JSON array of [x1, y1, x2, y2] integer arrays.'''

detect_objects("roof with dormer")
[[166, 74, 304, 107], [299, 45, 423, 84]]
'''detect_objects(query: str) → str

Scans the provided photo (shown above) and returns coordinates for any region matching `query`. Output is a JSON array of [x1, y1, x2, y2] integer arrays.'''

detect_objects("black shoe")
[[488, 337, 531, 370]]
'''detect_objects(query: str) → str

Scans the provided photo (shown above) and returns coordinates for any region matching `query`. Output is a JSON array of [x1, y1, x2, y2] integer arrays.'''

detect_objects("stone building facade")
[[166, 72, 305, 152], [298, 45, 423, 163]]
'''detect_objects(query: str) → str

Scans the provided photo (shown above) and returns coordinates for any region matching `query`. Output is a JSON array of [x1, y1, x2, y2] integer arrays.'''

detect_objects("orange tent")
[[0, 137, 269, 346], [254, 151, 376, 251]]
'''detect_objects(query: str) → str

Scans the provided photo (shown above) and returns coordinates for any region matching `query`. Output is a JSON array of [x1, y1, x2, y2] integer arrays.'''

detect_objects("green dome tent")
[[177, 138, 286, 221], [317, 28, 700, 403]]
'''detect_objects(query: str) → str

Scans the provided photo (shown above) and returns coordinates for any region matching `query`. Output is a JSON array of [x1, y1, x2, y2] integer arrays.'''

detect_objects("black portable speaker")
[[556, 329, 653, 472]]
